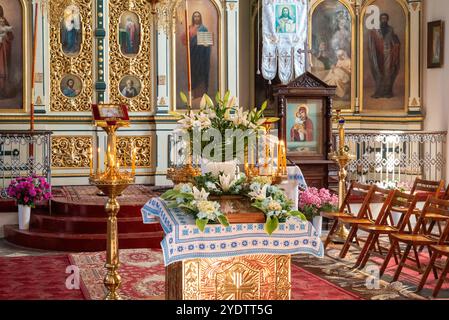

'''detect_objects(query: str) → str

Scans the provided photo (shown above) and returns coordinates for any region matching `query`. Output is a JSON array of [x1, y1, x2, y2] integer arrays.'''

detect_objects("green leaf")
[[205, 94, 214, 107], [196, 218, 209, 232], [223, 91, 231, 105], [179, 92, 188, 105], [260, 100, 268, 112], [264, 215, 279, 235], [217, 215, 230, 227], [215, 91, 221, 104], [265, 117, 280, 123], [289, 210, 307, 221]]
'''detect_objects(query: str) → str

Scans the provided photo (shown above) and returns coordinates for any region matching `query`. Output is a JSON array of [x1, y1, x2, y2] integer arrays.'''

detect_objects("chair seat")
[[391, 206, 421, 215], [339, 217, 372, 225], [321, 211, 351, 219], [424, 213, 448, 220], [429, 245, 449, 255], [391, 233, 435, 245], [359, 225, 398, 233]]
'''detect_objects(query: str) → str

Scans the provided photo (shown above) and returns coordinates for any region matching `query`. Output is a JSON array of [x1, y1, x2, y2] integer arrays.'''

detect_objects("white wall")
[[422, 0, 449, 179]]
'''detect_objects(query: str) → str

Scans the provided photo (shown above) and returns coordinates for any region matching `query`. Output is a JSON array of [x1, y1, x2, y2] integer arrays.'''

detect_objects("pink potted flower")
[[299, 187, 338, 236], [6, 175, 52, 230]]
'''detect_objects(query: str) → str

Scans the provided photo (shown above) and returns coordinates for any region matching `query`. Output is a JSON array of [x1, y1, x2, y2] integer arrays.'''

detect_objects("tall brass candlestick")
[[329, 111, 355, 242]]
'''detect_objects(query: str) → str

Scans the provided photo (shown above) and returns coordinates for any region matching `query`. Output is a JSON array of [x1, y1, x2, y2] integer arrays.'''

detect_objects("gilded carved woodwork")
[[174, 255, 291, 300], [52, 136, 92, 168], [116, 136, 152, 167], [49, 0, 94, 112], [108, 0, 154, 112]]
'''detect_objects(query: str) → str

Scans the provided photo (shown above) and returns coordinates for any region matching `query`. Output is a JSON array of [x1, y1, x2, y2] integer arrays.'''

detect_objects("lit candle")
[[89, 147, 93, 176], [131, 147, 136, 176], [96, 147, 101, 174], [279, 140, 286, 174]]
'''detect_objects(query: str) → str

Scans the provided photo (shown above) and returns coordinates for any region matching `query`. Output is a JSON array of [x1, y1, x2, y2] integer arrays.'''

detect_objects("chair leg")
[[432, 257, 449, 298], [392, 244, 412, 282], [417, 252, 438, 292], [360, 233, 380, 269], [339, 225, 357, 259], [354, 232, 374, 268], [412, 245, 422, 271], [324, 219, 339, 249], [380, 240, 397, 277]]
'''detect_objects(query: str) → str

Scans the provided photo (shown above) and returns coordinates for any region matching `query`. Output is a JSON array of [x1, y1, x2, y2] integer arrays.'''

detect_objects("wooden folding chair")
[[390, 178, 444, 233], [422, 183, 449, 239], [380, 197, 449, 283], [338, 186, 394, 259], [418, 245, 449, 298], [322, 182, 374, 249], [353, 190, 418, 269]]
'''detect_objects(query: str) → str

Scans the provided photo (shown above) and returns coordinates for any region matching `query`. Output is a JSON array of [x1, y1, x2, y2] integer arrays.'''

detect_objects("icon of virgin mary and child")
[[290, 104, 314, 142]]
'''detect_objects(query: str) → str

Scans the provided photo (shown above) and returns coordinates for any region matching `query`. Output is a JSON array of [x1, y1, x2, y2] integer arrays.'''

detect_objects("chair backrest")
[[442, 184, 449, 200], [339, 182, 373, 214], [360, 186, 393, 221], [416, 197, 449, 243], [374, 189, 418, 228], [410, 178, 444, 198]]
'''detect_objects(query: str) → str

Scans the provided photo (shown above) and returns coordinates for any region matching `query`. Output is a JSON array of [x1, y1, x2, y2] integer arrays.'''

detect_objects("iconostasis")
[[251, 0, 423, 131], [0, 0, 239, 186]]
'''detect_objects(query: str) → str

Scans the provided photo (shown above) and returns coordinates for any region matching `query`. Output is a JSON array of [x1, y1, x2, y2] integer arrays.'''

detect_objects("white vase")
[[312, 215, 323, 237], [18, 204, 31, 230]]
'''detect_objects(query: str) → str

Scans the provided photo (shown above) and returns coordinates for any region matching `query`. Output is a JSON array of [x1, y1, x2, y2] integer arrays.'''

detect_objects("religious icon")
[[0, 1, 24, 109], [275, 4, 296, 34], [175, 0, 219, 109], [60, 74, 82, 98], [362, 0, 406, 112], [428, 21, 444, 68], [118, 11, 141, 58], [311, 1, 353, 110], [119, 75, 141, 99], [60, 5, 82, 56], [286, 99, 323, 156], [99, 105, 124, 118]]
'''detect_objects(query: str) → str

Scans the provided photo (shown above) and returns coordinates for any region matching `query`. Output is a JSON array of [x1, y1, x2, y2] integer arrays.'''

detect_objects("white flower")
[[248, 184, 268, 201], [193, 186, 209, 201], [206, 181, 218, 190], [226, 96, 236, 109], [174, 183, 193, 193], [267, 199, 282, 212], [218, 174, 236, 192], [178, 112, 195, 130], [231, 107, 250, 127], [197, 113, 212, 129], [196, 200, 221, 220]]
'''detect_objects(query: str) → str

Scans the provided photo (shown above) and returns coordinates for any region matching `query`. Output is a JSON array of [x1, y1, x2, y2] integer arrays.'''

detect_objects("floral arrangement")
[[298, 187, 338, 221], [248, 181, 306, 235], [6, 175, 52, 207], [171, 92, 278, 161], [161, 183, 229, 231], [173, 91, 278, 134], [162, 171, 306, 235]]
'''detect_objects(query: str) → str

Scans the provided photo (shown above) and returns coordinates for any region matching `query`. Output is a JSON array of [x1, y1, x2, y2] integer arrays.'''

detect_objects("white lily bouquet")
[[162, 173, 306, 235], [161, 183, 230, 231]]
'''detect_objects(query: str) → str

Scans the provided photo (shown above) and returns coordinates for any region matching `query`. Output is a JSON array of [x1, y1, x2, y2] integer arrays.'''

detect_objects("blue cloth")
[[141, 197, 324, 266]]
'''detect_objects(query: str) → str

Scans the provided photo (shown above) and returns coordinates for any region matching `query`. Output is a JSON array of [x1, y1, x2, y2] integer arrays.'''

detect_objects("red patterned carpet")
[[0, 249, 360, 300], [70, 249, 360, 300], [0, 255, 85, 300]]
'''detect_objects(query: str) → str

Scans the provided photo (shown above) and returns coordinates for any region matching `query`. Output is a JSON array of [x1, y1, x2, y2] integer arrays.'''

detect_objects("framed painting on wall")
[[286, 98, 324, 158], [174, 0, 220, 109], [428, 20, 444, 68], [360, 0, 408, 113], [0, 1, 28, 112], [310, 0, 355, 111]]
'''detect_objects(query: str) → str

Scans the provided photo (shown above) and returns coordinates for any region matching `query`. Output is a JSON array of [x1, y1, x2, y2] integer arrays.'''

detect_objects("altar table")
[[141, 197, 323, 300]]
